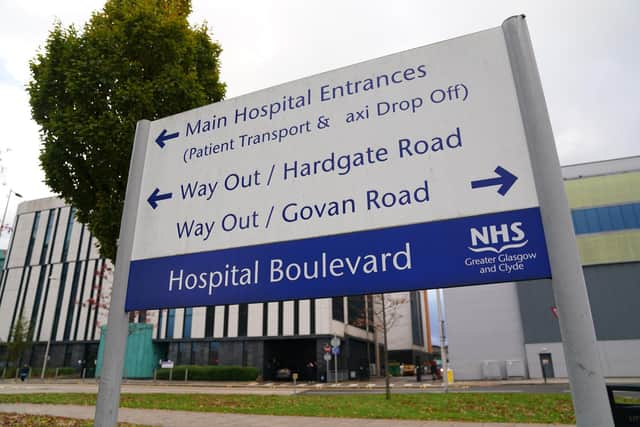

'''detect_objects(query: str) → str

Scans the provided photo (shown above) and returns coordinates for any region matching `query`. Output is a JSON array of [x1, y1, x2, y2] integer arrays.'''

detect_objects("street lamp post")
[[1, 189, 23, 238]]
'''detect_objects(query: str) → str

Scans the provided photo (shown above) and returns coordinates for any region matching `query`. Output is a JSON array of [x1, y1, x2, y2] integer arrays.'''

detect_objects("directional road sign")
[[125, 25, 550, 311]]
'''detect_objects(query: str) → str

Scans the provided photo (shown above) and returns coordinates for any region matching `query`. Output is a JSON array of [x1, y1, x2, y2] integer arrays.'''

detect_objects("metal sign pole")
[[334, 349, 338, 384], [94, 120, 151, 427], [436, 289, 448, 392], [502, 16, 613, 426]]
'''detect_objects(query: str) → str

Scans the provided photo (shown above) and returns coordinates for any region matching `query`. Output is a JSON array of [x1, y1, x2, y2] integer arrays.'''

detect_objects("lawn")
[[0, 413, 145, 426], [0, 392, 577, 424]]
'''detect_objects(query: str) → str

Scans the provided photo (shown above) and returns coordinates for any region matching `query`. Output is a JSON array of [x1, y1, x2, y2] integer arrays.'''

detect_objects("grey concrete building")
[[445, 156, 640, 380]]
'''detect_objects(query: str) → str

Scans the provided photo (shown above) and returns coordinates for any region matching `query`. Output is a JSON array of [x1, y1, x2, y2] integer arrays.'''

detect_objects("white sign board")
[[125, 27, 550, 310]]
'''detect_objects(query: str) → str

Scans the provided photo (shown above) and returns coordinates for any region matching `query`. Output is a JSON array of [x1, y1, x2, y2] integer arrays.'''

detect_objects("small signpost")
[[95, 16, 613, 427], [323, 352, 332, 383], [330, 337, 341, 384]]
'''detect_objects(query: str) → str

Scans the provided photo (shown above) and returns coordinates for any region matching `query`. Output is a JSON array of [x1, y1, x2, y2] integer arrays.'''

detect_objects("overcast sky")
[[1, 0, 638, 235], [1, 0, 637, 345]]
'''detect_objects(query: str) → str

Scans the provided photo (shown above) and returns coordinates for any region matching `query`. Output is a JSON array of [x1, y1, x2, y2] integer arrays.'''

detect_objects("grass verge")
[[0, 412, 146, 426], [0, 392, 576, 424]]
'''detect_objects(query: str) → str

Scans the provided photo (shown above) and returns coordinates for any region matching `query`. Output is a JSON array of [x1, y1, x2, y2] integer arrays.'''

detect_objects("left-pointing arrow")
[[155, 129, 180, 148], [147, 188, 173, 209]]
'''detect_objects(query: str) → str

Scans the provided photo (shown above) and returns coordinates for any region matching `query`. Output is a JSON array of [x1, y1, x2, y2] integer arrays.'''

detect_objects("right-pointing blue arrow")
[[147, 188, 173, 209], [471, 166, 518, 196], [155, 129, 180, 148]]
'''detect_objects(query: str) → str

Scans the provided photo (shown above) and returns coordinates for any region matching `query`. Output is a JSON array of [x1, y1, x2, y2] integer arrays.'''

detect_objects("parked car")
[[401, 364, 416, 376], [275, 368, 292, 380]]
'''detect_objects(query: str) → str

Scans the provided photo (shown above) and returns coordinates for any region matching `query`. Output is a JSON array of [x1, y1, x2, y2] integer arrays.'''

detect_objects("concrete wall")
[[445, 282, 528, 380], [526, 340, 640, 379]]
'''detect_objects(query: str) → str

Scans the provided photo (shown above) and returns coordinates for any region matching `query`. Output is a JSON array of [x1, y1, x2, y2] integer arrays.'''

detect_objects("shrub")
[[156, 365, 258, 381]]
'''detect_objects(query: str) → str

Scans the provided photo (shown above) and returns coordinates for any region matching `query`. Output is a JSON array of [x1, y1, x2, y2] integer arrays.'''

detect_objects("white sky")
[[1, 0, 637, 343]]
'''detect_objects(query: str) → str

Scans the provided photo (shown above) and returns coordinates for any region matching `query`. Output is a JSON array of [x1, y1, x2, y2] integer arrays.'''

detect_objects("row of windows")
[[572, 202, 640, 235], [0, 206, 107, 344], [162, 301, 317, 340]]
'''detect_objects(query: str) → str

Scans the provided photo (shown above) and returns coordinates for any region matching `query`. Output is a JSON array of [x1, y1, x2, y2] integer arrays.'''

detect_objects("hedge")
[[156, 365, 258, 381]]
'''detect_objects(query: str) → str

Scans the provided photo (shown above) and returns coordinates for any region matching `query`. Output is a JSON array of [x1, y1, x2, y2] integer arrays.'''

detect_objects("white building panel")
[[20, 266, 42, 326], [32, 266, 53, 339], [247, 303, 263, 337], [267, 302, 278, 336], [227, 305, 238, 337], [7, 213, 34, 268], [76, 261, 96, 340], [173, 308, 184, 339], [283, 301, 294, 336], [64, 220, 83, 262], [315, 298, 331, 334], [27, 211, 47, 266], [78, 229, 92, 261], [50, 208, 70, 262], [191, 307, 205, 338], [38, 265, 63, 342], [213, 306, 224, 338], [55, 267, 75, 341], [89, 239, 101, 260], [67, 261, 88, 341], [0, 268, 23, 340], [299, 300, 310, 335]]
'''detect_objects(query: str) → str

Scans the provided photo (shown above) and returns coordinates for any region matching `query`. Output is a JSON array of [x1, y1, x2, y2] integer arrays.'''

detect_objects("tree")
[[7, 317, 32, 369], [28, 0, 226, 261], [354, 293, 407, 400]]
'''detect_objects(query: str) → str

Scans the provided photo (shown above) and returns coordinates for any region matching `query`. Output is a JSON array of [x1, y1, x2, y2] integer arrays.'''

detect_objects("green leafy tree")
[[28, 0, 226, 260], [7, 317, 32, 368]]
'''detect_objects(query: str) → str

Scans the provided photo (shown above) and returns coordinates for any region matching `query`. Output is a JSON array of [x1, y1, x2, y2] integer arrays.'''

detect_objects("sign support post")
[[502, 16, 614, 426], [94, 120, 151, 427], [436, 289, 448, 392]]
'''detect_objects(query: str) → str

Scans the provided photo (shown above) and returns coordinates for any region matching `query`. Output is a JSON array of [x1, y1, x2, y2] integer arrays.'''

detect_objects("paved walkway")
[[0, 403, 573, 427]]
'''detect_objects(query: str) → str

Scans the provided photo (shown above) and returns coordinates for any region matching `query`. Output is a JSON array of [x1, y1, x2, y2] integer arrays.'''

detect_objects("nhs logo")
[[468, 222, 528, 254]]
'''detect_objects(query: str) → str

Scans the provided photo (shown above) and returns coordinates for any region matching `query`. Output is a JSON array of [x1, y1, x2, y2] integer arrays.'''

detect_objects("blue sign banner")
[[125, 207, 550, 311]]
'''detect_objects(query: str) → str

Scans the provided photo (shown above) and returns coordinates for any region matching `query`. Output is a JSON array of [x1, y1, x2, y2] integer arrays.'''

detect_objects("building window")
[[183, 308, 192, 338], [24, 211, 41, 265], [277, 301, 284, 335], [166, 309, 175, 339], [262, 302, 268, 336], [309, 299, 316, 334], [177, 342, 190, 365], [222, 305, 229, 337], [367, 295, 374, 332], [410, 291, 424, 347], [348, 295, 366, 328], [238, 303, 248, 337], [39, 210, 55, 264], [157, 310, 163, 339], [205, 307, 214, 337], [572, 202, 640, 235], [61, 208, 75, 261], [332, 297, 344, 322], [208, 341, 220, 365]]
